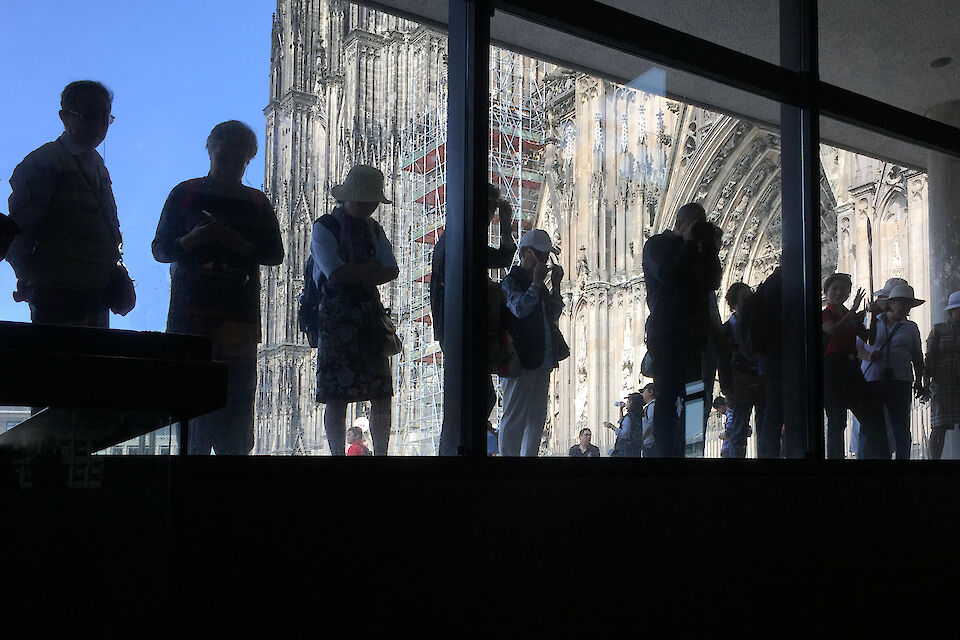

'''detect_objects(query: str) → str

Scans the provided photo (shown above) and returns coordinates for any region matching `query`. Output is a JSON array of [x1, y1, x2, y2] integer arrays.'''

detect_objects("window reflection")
[[819, 129, 955, 459]]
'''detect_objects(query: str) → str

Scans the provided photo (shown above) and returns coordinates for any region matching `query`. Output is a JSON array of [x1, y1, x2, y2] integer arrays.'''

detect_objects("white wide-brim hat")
[[945, 291, 960, 312], [518, 229, 559, 254], [331, 165, 392, 204], [886, 283, 925, 308]]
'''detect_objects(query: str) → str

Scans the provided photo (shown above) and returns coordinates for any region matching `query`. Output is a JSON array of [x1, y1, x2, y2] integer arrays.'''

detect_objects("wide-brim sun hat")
[[881, 277, 908, 296], [518, 229, 559, 254], [885, 283, 925, 308], [945, 291, 960, 312], [331, 165, 392, 204]]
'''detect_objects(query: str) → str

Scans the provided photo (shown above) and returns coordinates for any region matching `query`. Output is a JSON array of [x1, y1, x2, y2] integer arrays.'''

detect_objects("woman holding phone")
[[153, 120, 284, 455]]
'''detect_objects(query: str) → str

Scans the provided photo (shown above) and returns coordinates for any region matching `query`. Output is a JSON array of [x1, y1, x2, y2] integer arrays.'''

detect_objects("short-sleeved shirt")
[[823, 304, 862, 357], [310, 209, 396, 285], [858, 317, 923, 383]]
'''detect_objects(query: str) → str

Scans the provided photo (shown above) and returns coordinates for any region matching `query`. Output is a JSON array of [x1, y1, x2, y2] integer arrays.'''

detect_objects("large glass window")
[[484, 12, 794, 458], [820, 116, 960, 459]]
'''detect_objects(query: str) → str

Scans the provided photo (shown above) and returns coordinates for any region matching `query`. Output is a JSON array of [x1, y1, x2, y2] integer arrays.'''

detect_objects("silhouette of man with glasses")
[[7, 80, 132, 327]]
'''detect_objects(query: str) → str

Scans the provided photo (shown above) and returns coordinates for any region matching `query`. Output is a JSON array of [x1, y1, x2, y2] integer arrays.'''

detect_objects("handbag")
[[640, 351, 655, 378], [106, 262, 136, 316], [379, 311, 402, 357], [490, 330, 522, 377]]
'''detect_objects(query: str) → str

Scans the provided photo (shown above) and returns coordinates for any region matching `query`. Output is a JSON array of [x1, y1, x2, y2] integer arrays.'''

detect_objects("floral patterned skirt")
[[315, 288, 394, 403]]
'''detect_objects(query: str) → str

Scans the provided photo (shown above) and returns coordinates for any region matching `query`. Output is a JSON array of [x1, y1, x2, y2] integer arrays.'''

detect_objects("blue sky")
[[0, 0, 275, 330]]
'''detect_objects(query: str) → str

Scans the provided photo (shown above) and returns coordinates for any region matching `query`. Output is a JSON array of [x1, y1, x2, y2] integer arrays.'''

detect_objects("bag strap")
[[864, 319, 903, 374]]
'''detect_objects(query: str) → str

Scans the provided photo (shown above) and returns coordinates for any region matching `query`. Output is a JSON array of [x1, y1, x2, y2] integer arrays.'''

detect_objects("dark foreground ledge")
[[3, 456, 958, 633]]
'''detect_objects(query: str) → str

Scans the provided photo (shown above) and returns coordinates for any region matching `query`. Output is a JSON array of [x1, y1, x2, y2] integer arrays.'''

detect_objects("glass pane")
[[820, 116, 959, 459], [820, 1, 960, 119], [489, 12, 790, 458], [0, 1, 275, 459]]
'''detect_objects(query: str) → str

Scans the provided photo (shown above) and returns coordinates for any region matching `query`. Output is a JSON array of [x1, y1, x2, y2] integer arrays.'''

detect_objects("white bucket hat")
[[518, 229, 559, 254], [885, 283, 925, 308], [331, 165, 392, 204], [945, 291, 960, 312], [874, 277, 909, 310]]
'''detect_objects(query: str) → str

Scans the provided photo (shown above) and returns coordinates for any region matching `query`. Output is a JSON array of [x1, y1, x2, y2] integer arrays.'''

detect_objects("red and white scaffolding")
[[394, 46, 546, 454]]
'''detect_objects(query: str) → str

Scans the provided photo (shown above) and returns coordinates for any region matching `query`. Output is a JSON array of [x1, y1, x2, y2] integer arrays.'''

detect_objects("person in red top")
[[821, 273, 883, 459], [346, 427, 371, 456]]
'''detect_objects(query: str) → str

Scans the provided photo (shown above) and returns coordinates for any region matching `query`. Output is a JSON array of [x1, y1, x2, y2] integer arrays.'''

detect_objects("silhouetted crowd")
[[4, 81, 958, 460]]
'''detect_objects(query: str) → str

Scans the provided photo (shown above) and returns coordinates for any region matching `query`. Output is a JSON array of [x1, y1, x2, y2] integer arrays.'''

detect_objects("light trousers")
[[499, 368, 551, 457]]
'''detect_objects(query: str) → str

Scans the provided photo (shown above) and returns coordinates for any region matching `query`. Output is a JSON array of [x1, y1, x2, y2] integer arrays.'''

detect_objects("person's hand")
[[219, 226, 254, 254], [850, 288, 866, 312], [550, 262, 564, 287], [603, 421, 615, 430], [498, 200, 513, 227], [181, 217, 224, 251], [533, 260, 548, 284]]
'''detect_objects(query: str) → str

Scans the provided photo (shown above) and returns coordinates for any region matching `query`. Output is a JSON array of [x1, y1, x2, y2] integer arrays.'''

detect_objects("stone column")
[[925, 100, 960, 458]]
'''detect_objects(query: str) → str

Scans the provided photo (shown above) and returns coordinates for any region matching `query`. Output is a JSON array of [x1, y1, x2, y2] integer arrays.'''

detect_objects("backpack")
[[738, 268, 783, 360], [297, 214, 341, 348]]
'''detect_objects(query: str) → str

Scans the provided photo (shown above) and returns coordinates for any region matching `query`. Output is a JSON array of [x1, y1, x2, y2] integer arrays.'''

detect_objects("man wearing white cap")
[[498, 229, 569, 456]]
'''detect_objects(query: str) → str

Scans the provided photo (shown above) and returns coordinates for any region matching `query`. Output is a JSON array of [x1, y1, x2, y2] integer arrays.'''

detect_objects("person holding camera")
[[641, 202, 722, 457], [431, 183, 517, 455], [857, 283, 925, 460], [498, 229, 568, 456], [604, 392, 645, 457]]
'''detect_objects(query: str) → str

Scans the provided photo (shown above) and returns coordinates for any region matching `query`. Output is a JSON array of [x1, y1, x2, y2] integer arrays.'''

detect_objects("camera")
[[691, 220, 719, 250]]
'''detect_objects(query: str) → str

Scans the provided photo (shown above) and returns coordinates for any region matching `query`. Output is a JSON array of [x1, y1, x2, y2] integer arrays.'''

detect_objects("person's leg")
[[824, 405, 847, 460], [929, 426, 947, 459], [30, 297, 107, 328], [852, 382, 888, 460], [758, 365, 783, 458], [650, 348, 684, 458], [210, 359, 257, 455], [498, 373, 529, 456], [187, 414, 214, 455], [885, 381, 913, 460], [369, 397, 392, 456], [749, 399, 765, 458], [727, 403, 750, 459], [519, 369, 551, 457], [485, 375, 497, 422], [323, 400, 348, 456]]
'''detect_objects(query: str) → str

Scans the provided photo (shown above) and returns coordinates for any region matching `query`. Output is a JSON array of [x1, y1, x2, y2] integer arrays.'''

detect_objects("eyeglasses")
[[67, 110, 115, 125]]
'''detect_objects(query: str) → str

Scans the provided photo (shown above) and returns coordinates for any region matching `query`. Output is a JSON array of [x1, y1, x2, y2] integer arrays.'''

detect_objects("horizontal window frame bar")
[[495, 0, 960, 158]]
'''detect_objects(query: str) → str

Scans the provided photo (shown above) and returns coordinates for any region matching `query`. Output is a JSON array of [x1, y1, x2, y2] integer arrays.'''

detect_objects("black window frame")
[[441, 0, 960, 459]]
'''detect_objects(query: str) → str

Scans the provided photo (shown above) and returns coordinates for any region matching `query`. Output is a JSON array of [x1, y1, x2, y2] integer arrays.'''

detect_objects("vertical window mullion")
[[780, 0, 824, 459], [444, 0, 491, 457]]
